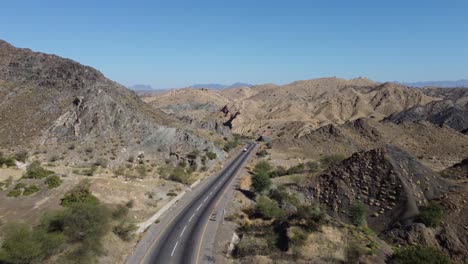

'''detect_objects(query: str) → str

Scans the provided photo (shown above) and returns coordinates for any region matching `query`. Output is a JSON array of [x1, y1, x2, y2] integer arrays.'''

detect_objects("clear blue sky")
[[1, 0, 467, 89]]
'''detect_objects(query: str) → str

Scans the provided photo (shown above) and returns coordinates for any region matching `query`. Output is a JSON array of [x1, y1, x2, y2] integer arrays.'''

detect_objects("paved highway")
[[130, 142, 256, 264]]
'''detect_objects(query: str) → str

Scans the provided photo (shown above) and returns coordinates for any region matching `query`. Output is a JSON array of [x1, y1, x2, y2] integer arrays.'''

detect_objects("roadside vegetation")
[[0, 180, 137, 263], [0, 152, 16, 167], [390, 245, 450, 264], [223, 135, 242, 152]]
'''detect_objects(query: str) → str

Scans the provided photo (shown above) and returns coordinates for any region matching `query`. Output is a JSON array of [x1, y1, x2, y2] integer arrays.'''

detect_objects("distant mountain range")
[[189, 82, 252, 89], [401, 80, 468, 88], [128, 82, 253, 91], [128, 84, 154, 91]]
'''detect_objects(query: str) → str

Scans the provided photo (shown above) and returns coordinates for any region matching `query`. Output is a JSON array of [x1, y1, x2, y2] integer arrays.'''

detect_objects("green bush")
[[223, 138, 241, 152], [45, 175, 63, 189], [7, 188, 22, 197], [251, 171, 272, 194], [296, 204, 326, 232], [320, 154, 346, 168], [0, 153, 16, 167], [24, 161, 54, 179], [306, 161, 320, 172], [256, 149, 269, 157], [416, 201, 444, 227], [350, 201, 368, 226], [0, 223, 66, 264], [206, 151, 217, 160], [60, 182, 99, 207], [23, 185, 40, 196], [287, 163, 306, 175], [256, 196, 286, 220], [169, 166, 191, 185], [112, 220, 137, 242], [391, 245, 450, 264], [254, 161, 273, 175], [346, 240, 367, 264], [112, 204, 129, 220]]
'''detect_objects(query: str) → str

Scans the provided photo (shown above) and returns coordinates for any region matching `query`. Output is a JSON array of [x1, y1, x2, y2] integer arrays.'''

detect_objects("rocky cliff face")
[[0, 40, 223, 164], [385, 89, 468, 132], [304, 146, 453, 232]]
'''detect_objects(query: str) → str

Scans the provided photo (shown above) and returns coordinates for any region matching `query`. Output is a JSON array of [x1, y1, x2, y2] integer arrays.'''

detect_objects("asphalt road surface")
[[134, 142, 256, 264]]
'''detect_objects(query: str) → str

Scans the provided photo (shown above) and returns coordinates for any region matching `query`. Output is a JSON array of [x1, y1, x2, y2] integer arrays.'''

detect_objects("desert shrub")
[[84, 147, 93, 154], [287, 163, 306, 174], [113, 166, 126, 176], [14, 150, 28, 163], [45, 175, 63, 189], [306, 160, 320, 172], [288, 226, 308, 251], [391, 245, 450, 264], [271, 165, 288, 177], [187, 150, 199, 159], [254, 161, 273, 175], [0, 223, 66, 264], [320, 154, 346, 168], [127, 156, 135, 163], [296, 204, 326, 232], [7, 188, 22, 197], [256, 196, 286, 220], [136, 164, 147, 177], [126, 200, 134, 208], [416, 201, 444, 227], [112, 220, 137, 241], [24, 161, 55, 179], [256, 149, 269, 157], [167, 192, 177, 196], [60, 181, 99, 207], [94, 158, 108, 168], [346, 240, 367, 264], [23, 185, 40, 196], [169, 166, 191, 185], [206, 151, 217, 160], [224, 138, 240, 152], [112, 204, 129, 220], [85, 166, 98, 176], [350, 201, 368, 226], [0, 153, 16, 167], [251, 171, 272, 194]]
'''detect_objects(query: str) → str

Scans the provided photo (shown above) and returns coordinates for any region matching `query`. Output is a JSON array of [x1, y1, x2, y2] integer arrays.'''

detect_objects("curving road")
[[128, 142, 256, 264]]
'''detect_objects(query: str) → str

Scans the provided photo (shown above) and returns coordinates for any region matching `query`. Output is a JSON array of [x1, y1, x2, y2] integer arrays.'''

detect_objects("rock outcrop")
[[304, 145, 453, 232]]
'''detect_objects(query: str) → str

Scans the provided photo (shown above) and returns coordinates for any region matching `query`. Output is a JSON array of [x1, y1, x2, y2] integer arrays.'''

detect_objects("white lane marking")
[[209, 191, 213, 195], [204, 196, 208, 202], [189, 213, 195, 222], [196, 204, 203, 211], [171, 242, 179, 256], [180, 225, 187, 237]]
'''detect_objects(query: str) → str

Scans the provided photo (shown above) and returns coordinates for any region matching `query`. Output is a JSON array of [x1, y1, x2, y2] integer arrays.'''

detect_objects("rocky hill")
[[304, 146, 454, 232], [385, 88, 468, 132], [0, 40, 223, 165]]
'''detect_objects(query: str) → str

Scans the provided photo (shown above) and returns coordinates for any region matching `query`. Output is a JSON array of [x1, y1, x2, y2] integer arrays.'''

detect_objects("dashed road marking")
[[171, 242, 179, 256], [189, 213, 195, 222], [180, 226, 187, 237]]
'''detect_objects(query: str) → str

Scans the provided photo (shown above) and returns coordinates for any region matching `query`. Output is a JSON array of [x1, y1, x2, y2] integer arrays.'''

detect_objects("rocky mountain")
[[128, 84, 154, 91], [385, 88, 468, 132], [145, 77, 439, 138], [0, 40, 223, 164]]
